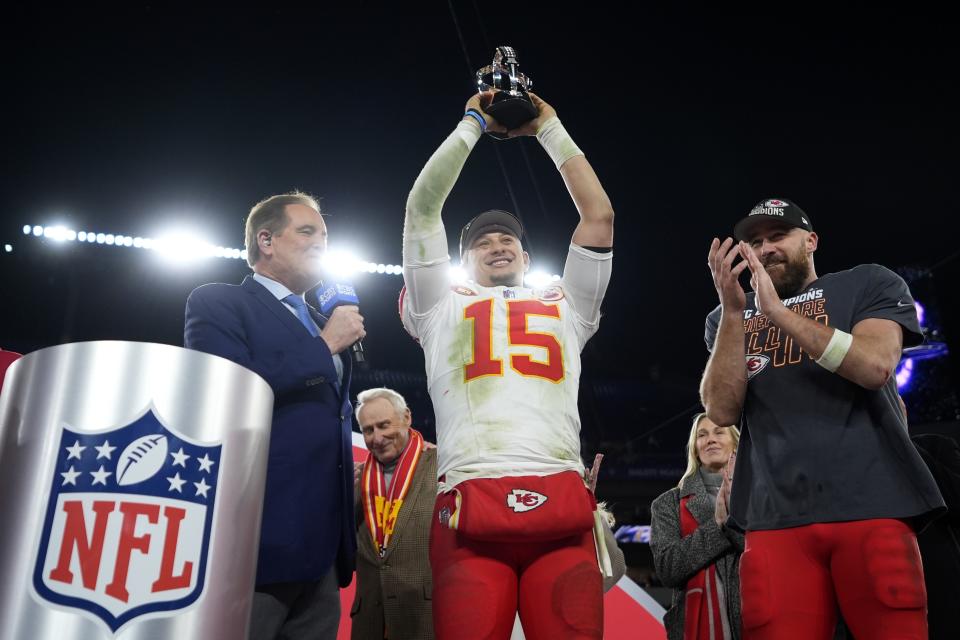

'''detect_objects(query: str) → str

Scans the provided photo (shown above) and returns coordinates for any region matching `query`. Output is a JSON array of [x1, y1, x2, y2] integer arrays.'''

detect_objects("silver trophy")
[[476, 46, 536, 134]]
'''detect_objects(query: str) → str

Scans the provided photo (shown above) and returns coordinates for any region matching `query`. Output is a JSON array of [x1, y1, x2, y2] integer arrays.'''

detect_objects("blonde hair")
[[677, 412, 740, 488]]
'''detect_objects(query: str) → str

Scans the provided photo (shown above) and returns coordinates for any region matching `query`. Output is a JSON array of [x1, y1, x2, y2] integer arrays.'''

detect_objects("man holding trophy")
[[400, 47, 615, 639]]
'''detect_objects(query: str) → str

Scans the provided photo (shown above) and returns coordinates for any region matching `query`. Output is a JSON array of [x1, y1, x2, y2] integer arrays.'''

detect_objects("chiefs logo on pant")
[[506, 489, 548, 512]]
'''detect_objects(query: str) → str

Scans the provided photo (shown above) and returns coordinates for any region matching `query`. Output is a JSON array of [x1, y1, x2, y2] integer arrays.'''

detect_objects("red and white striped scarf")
[[361, 429, 424, 557]]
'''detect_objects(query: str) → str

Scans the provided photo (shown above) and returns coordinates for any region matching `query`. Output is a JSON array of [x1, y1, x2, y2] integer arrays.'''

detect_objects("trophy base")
[[486, 92, 538, 130]]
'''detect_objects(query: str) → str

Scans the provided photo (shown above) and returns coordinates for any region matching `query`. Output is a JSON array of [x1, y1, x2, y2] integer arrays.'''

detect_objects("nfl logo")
[[31, 409, 222, 634], [502, 289, 516, 299]]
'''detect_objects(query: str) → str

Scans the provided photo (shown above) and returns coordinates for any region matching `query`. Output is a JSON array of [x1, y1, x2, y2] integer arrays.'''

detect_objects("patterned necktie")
[[283, 294, 319, 337]]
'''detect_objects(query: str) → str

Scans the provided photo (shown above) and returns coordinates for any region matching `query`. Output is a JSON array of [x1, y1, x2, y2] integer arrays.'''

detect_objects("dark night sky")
[[3, 5, 958, 446]]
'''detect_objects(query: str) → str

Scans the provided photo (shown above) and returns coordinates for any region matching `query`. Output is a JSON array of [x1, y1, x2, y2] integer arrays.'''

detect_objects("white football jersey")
[[401, 281, 599, 483]]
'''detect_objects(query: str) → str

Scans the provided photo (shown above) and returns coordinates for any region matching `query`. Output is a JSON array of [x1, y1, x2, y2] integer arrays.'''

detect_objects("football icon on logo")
[[116, 434, 168, 486], [34, 410, 222, 634]]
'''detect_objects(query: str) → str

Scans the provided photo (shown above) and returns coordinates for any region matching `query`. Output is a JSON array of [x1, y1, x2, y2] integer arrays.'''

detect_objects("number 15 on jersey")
[[463, 298, 565, 383]]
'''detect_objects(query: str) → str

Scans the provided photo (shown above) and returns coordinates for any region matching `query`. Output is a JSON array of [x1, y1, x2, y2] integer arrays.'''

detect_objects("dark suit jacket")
[[351, 448, 437, 640], [184, 275, 356, 587]]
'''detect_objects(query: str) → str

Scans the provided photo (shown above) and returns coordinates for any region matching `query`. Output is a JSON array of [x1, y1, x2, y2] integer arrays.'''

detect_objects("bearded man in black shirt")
[[701, 198, 944, 640]]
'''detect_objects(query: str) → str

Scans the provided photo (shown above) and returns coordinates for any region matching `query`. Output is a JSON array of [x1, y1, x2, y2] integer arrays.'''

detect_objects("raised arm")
[[402, 93, 502, 315], [740, 245, 905, 390], [700, 238, 751, 426], [508, 93, 614, 248], [501, 93, 616, 325], [563, 153, 615, 248]]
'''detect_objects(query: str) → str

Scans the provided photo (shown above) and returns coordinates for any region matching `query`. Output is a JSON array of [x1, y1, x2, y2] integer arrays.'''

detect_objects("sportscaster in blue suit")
[[184, 191, 366, 640]]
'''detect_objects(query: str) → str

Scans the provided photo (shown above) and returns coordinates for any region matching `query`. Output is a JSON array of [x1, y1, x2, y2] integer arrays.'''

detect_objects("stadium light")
[[896, 358, 914, 391], [448, 266, 468, 283], [322, 249, 363, 279], [896, 300, 937, 392], [21, 222, 561, 280], [153, 230, 216, 264]]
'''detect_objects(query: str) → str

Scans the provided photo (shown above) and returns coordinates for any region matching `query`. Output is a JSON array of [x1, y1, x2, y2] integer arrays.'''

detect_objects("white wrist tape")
[[455, 118, 482, 147], [816, 328, 853, 372], [536, 116, 584, 170]]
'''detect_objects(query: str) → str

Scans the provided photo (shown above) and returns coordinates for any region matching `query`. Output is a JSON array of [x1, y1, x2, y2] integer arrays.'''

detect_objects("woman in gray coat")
[[650, 413, 742, 640]]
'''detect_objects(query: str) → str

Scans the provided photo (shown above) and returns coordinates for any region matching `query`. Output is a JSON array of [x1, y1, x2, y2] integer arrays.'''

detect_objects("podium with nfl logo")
[[0, 341, 274, 639]]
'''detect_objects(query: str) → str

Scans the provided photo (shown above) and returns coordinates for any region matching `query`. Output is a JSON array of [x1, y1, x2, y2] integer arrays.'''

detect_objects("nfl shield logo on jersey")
[[31, 408, 222, 634]]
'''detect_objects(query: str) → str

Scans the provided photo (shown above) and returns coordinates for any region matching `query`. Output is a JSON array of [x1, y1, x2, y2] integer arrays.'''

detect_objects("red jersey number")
[[464, 299, 564, 383]]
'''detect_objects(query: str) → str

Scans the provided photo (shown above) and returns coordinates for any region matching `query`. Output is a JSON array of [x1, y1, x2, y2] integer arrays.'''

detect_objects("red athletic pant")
[[429, 496, 603, 640], [740, 519, 927, 640]]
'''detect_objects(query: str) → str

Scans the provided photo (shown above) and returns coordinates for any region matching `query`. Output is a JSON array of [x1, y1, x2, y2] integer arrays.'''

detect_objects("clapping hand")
[[708, 238, 749, 313], [714, 451, 736, 527], [738, 242, 783, 319]]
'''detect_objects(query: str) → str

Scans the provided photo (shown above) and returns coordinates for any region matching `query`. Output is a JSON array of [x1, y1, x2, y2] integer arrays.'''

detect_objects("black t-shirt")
[[705, 264, 945, 531]]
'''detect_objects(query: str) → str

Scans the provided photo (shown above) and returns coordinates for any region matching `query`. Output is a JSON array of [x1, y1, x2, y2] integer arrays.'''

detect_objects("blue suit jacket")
[[184, 275, 356, 587]]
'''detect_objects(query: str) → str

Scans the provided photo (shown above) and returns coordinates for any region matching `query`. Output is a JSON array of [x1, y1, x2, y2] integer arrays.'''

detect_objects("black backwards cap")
[[733, 198, 813, 241], [459, 210, 524, 258]]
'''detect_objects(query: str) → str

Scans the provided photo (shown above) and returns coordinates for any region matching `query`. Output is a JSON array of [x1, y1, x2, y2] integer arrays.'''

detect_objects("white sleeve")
[[402, 120, 482, 325], [561, 243, 613, 327]]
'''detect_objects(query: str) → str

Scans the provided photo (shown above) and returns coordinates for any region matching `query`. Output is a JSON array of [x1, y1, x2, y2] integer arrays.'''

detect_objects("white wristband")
[[455, 118, 482, 147], [816, 328, 853, 372], [536, 116, 584, 170]]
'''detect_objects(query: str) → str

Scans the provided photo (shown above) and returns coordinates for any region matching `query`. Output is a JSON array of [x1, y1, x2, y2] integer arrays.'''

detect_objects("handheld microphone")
[[317, 281, 366, 366]]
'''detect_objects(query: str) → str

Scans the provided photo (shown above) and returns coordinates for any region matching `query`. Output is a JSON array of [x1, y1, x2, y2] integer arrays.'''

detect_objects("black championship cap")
[[459, 210, 524, 258], [733, 198, 813, 241]]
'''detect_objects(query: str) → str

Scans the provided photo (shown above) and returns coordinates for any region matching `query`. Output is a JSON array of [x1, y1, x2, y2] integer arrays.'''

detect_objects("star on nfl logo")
[[31, 408, 222, 634]]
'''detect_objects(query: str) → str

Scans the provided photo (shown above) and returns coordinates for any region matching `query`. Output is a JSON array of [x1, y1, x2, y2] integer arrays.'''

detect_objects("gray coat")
[[650, 471, 744, 640]]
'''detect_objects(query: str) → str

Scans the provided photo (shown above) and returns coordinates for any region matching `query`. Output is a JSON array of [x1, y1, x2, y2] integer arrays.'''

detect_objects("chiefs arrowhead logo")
[[765, 199, 789, 208], [452, 285, 479, 297], [506, 489, 548, 513], [535, 286, 564, 302], [745, 354, 770, 379]]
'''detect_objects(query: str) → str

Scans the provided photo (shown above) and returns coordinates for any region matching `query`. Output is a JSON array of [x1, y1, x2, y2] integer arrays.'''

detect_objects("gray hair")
[[356, 387, 409, 418], [244, 191, 320, 267]]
